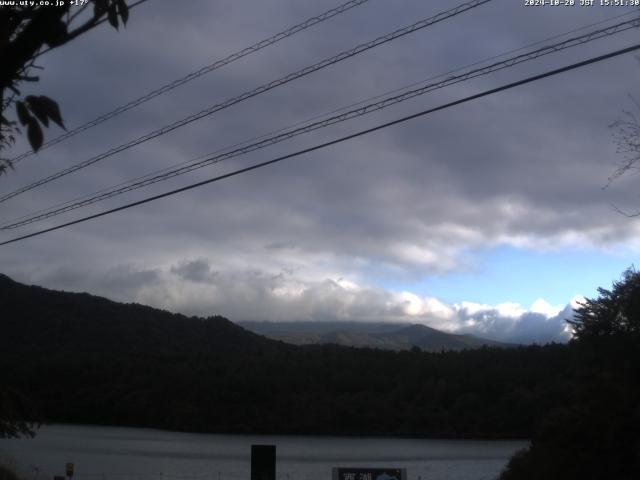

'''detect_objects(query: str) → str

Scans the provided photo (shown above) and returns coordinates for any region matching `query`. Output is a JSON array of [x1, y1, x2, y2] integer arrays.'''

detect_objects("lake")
[[0, 425, 527, 480]]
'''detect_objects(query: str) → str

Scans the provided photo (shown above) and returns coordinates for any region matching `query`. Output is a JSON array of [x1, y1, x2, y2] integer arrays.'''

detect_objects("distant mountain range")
[[240, 320, 514, 352]]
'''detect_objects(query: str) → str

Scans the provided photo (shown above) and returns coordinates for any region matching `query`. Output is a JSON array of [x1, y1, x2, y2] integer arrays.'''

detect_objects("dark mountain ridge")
[[0, 273, 279, 356]]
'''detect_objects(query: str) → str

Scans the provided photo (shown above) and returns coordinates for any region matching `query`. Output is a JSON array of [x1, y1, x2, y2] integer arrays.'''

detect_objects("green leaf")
[[25, 96, 65, 130], [26, 119, 43, 151], [25, 96, 49, 127], [116, 0, 129, 25], [107, 3, 119, 29], [15, 101, 31, 126]]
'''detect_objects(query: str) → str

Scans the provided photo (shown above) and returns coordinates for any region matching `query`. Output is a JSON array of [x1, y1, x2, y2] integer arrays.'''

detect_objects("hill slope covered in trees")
[[0, 273, 279, 356], [0, 273, 574, 438]]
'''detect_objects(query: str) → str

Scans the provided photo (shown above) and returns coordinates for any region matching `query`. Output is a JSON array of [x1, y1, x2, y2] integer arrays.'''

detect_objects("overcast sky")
[[2, 0, 640, 344]]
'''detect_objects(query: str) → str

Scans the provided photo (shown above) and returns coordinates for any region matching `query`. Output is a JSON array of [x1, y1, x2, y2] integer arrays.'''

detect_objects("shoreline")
[[21, 422, 531, 443]]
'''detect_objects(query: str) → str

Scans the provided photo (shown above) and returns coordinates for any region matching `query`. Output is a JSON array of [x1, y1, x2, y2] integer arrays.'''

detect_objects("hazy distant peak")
[[239, 320, 514, 352]]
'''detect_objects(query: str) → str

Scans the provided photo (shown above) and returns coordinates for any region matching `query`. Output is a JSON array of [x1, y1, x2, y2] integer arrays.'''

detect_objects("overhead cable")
[[4, 15, 639, 229], [0, 0, 493, 204], [10, 0, 373, 164], [2, 42, 639, 247]]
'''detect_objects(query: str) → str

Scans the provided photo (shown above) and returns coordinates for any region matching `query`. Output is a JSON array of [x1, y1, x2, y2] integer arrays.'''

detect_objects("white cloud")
[[458, 301, 526, 319], [570, 294, 586, 310], [530, 298, 563, 317], [10, 259, 575, 345], [395, 291, 455, 318]]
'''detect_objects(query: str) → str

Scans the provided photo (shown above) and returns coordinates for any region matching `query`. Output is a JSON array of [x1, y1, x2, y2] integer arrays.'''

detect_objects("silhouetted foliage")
[[568, 266, 640, 339], [500, 268, 640, 480], [0, 385, 39, 439], [0, 1, 133, 175]]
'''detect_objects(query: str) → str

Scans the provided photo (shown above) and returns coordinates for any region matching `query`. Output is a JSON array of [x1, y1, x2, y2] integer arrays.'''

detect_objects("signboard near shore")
[[332, 467, 406, 480]]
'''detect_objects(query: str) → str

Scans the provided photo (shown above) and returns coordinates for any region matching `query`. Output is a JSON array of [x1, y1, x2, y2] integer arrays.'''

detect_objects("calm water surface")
[[0, 425, 527, 480]]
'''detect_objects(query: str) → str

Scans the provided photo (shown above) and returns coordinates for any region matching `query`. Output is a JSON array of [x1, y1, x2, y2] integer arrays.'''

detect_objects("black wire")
[[0, 0, 493, 204], [12, 0, 371, 163], [2, 42, 639, 247], [4, 14, 638, 230]]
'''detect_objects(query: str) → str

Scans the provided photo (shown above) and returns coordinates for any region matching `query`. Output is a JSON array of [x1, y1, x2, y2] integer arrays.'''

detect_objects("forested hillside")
[[0, 273, 571, 438], [0, 274, 278, 356]]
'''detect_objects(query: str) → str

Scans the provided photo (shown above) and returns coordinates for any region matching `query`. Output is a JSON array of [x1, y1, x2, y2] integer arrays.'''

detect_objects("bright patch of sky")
[[385, 245, 637, 307]]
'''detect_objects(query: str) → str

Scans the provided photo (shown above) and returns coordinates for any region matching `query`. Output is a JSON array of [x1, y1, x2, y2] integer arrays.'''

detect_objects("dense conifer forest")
[[498, 268, 640, 479]]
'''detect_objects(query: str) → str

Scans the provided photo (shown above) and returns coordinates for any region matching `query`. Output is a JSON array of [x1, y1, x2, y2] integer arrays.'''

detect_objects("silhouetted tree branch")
[[567, 266, 640, 339], [606, 93, 640, 216], [0, 0, 134, 176]]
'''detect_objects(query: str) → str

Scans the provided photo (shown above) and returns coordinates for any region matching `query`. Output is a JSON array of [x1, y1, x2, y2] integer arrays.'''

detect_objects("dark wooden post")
[[251, 445, 276, 480]]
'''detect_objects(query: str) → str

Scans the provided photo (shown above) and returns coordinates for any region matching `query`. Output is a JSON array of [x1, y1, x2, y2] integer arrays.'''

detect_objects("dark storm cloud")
[[171, 258, 216, 283], [41, 265, 162, 300], [99, 265, 162, 298]]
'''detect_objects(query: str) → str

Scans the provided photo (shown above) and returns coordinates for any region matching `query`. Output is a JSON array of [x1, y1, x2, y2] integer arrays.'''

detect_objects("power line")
[[4, 14, 636, 228], [10, 0, 372, 164], [2, 42, 639, 247], [4, 15, 639, 229], [0, 0, 493, 204]]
